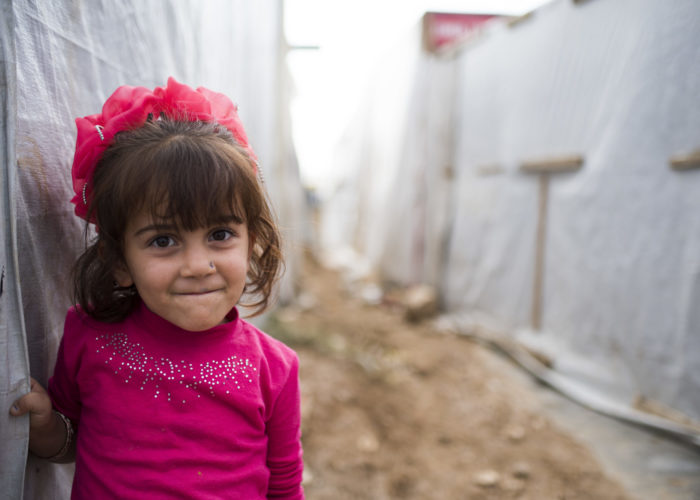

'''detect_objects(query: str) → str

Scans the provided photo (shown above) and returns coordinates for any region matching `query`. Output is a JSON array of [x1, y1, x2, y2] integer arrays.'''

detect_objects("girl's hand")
[[10, 377, 72, 460], [10, 377, 53, 429]]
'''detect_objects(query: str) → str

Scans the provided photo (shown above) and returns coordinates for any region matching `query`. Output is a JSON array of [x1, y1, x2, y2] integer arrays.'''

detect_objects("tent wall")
[[323, 0, 700, 424], [447, 0, 700, 421], [1, 1, 304, 498]]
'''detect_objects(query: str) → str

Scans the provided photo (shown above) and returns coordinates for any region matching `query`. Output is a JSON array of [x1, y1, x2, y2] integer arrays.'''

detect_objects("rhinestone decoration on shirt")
[[96, 332, 255, 403]]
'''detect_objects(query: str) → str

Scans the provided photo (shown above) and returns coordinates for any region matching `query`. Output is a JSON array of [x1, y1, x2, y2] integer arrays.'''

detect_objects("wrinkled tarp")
[[1, 1, 305, 498], [322, 0, 700, 427]]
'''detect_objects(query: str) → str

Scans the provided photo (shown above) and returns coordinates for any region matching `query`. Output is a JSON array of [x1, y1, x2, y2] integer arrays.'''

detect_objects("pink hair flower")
[[71, 77, 256, 222]]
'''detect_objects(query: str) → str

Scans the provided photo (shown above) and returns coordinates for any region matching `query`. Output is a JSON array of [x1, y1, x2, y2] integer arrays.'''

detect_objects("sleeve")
[[265, 353, 304, 499], [47, 309, 84, 425]]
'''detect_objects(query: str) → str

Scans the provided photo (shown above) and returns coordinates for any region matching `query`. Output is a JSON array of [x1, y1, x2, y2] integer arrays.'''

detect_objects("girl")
[[10, 78, 304, 499]]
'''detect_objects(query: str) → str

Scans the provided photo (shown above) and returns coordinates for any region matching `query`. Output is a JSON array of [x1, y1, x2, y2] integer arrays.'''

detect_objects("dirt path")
[[266, 258, 631, 499]]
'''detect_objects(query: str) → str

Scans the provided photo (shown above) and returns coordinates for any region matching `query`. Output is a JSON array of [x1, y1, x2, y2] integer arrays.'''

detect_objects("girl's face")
[[114, 210, 251, 331]]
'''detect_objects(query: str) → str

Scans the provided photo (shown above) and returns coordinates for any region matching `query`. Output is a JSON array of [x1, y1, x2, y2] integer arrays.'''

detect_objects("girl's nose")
[[181, 244, 215, 277]]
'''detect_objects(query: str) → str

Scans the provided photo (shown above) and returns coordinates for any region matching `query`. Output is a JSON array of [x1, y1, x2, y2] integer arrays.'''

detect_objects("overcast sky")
[[285, 0, 551, 46], [284, 0, 553, 188]]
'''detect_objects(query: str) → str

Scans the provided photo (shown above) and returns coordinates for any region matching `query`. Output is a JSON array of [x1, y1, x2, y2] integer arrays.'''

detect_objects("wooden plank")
[[669, 150, 700, 171], [507, 11, 533, 28], [531, 174, 549, 330], [476, 164, 503, 176], [521, 154, 584, 174]]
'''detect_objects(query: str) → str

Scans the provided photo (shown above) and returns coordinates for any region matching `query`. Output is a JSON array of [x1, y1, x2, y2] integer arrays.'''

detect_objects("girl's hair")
[[73, 118, 283, 322]]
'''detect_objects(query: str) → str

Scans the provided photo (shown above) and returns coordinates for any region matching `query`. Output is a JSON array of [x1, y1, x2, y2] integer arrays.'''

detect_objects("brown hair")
[[73, 118, 283, 322]]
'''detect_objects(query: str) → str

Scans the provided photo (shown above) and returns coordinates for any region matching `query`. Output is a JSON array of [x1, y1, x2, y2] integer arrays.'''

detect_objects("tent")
[[322, 0, 700, 443], [1, 1, 305, 498]]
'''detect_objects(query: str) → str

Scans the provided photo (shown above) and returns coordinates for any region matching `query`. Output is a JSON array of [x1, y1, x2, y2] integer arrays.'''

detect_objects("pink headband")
[[71, 77, 257, 222]]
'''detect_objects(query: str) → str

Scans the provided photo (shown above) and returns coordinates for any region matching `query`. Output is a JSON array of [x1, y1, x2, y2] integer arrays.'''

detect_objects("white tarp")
[[322, 0, 700, 430], [1, 1, 305, 498]]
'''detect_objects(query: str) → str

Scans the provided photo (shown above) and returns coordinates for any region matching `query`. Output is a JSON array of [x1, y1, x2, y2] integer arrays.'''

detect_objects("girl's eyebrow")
[[133, 216, 245, 237], [133, 223, 176, 237]]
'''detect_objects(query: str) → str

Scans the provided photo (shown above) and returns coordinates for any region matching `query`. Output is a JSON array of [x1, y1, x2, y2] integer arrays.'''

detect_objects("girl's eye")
[[150, 235, 175, 248], [210, 229, 234, 242]]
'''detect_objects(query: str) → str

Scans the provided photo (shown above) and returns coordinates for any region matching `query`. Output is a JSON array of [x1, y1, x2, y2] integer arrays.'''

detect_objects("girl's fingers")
[[9, 400, 24, 416], [9, 378, 51, 417], [10, 394, 32, 416]]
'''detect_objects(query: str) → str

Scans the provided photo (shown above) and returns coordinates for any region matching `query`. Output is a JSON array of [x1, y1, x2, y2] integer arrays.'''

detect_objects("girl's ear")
[[97, 239, 134, 287], [113, 263, 134, 288]]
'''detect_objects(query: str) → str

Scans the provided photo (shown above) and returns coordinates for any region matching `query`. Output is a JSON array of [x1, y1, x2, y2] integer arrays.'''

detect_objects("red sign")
[[423, 12, 497, 52]]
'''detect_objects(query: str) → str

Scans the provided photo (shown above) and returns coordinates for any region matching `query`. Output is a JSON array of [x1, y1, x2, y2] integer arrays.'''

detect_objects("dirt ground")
[[265, 257, 632, 500]]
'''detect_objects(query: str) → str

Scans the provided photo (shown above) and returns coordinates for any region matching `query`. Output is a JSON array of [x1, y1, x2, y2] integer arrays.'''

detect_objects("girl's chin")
[[157, 292, 240, 330], [159, 308, 232, 332], [173, 315, 230, 332]]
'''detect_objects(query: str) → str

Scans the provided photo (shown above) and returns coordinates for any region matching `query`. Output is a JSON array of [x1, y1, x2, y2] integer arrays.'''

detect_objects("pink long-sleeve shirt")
[[49, 302, 304, 499]]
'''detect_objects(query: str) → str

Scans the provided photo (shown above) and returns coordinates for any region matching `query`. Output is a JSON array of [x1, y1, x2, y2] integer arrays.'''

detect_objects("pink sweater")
[[49, 302, 304, 499]]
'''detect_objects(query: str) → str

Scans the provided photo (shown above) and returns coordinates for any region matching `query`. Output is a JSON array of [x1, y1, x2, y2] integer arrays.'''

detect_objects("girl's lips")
[[174, 288, 223, 295]]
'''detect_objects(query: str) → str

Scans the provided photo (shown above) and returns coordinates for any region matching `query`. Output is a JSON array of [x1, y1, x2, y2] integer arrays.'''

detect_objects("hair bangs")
[[117, 127, 254, 232]]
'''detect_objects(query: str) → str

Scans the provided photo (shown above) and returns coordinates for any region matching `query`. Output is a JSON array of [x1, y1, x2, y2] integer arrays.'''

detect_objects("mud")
[[266, 258, 631, 499]]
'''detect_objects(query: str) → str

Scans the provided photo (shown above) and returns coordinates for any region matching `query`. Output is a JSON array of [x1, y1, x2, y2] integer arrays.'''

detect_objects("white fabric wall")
[[1, 1, 304, 498], [323, 0, 700, 425], [447, 0, 700, 421]]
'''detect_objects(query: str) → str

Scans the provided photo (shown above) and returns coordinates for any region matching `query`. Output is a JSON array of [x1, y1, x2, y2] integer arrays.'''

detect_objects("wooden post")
[[532, 174, 549, 330], [520, 155, 583, 330]]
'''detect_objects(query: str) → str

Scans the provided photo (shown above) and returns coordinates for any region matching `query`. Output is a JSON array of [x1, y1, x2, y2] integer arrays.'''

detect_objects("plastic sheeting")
[[322, 0, 700, 429], [1, 1, 305, 498]]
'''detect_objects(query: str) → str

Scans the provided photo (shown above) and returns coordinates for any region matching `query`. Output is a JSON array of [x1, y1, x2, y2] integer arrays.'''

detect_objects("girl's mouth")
[[175, 288, 223, 296]]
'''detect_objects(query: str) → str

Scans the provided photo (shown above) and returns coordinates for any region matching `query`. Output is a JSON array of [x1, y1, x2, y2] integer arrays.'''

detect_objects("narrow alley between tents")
[[265, 255, 696, 499]]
